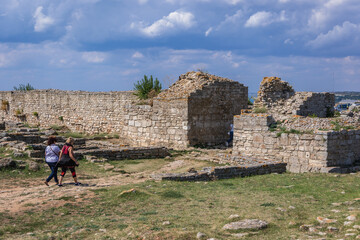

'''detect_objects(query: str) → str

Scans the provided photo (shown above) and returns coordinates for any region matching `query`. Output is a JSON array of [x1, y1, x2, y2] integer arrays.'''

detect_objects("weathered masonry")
[[232, 114, 360, 173], [0, 71, 248, 148], [231, 77, 360, 173]]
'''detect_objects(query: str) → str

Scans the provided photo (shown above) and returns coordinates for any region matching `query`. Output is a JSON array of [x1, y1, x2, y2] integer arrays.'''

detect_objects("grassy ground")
[[1, 170, 360, 239]]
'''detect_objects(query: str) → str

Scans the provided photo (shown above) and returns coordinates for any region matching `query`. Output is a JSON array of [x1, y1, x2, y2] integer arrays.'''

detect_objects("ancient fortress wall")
[[0, 72, 248, 149], [188, 81, 248, 146], [232, 114, 360, 173]]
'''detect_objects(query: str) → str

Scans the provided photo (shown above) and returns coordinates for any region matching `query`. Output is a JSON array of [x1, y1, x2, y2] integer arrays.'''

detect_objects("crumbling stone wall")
[[232, 114, 360, 173], [254, 77, 335, 120], [0, 71, 248, 148]]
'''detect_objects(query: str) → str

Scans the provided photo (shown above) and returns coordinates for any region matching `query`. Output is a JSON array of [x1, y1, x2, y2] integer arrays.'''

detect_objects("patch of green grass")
[[161, 190, 184, 199], [50, 124, 64, 131], [253, 107, 267, 113], [63, 132, 86, 138]]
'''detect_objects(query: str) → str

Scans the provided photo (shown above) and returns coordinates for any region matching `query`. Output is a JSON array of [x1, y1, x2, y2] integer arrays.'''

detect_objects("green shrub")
[[33, 112, 38, 117], [248, 98, 253, 105], [13, 83, 35, 91], [58, 116, 64, 121], [253, 107, 267, 113], [134, 75, 162, 100], [309, 114, 317, 118]]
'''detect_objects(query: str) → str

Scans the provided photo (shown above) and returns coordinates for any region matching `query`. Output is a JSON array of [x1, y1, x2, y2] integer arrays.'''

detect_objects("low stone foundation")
[[151, 161, 286, 181], [76, 147, 170, 160]]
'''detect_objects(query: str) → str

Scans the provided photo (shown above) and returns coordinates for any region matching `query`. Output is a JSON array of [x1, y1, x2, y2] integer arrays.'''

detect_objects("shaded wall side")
[[326, 130, 360, 166], [187, 82, 247, 146], [296, 93, 335, 117]]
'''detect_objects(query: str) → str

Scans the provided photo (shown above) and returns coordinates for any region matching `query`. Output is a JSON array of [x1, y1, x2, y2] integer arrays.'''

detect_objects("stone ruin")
[[0, 71, 248, 149], [254, 77, 335, 120], [1, 72, 360, 179], [232, 77, 360, 174]]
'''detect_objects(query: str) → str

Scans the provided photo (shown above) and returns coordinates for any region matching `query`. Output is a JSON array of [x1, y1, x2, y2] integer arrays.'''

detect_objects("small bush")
[[308, 114, 317, 118], [58, 116, 64, 121], [334, 111, 340, 117], [248, 98, 253, 105], [13, 83, 35, 91], [253, 107, 267, 113], [33, 112, 38, 117], [134, 75, 162, 100], [14, 109, 23, 116]]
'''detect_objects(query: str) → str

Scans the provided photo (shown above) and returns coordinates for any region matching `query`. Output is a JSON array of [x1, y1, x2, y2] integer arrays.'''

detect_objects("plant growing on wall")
[[134, 75, 162, 100], [13, 83, 35, 91], [33, 112, 39, 117], [14, 109, 24, 116], [1, 100, 9, 111]]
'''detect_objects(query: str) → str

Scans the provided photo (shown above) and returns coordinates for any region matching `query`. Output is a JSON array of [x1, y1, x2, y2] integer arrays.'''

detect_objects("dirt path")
[[0, 148, 231, 215]]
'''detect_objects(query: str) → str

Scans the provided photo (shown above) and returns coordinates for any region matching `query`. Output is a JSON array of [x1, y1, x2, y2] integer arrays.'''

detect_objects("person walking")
[[57, 137, 80, 187], [44, 136, 60, 186]]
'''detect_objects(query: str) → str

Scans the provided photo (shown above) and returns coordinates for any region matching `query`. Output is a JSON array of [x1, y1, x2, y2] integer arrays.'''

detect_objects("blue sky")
[[0, 0, 359, 93]]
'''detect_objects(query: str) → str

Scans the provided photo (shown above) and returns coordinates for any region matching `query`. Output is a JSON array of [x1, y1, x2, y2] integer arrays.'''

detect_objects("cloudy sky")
[[0, 0, 359, 93]]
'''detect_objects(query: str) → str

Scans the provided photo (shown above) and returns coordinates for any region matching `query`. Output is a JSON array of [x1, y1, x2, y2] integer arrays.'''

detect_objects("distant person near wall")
[[225, 124, 234, 147]]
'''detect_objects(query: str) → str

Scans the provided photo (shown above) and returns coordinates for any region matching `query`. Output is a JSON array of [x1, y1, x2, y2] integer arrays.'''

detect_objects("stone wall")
[[232, 114, 360, 173], [188, 82, 248, 146], [151, 162, 287, 181], [254, 77, 335, 120], [0, 71, 248, 149]]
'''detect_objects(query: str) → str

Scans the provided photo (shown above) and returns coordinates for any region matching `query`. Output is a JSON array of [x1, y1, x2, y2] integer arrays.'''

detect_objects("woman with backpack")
[[44, 136, 60, 186], [57, 137, 81, 187]]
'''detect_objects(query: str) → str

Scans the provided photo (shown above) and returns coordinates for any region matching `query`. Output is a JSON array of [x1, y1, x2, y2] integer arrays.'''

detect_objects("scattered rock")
[[345, 233, 356, 237], [113, 168, 127, 173], [103, 164, 115, 171], [232, 233, 249, 238], [344, 221, 353, 226], [162, 221, 171, 225], [44, 129, 57, 136], [196, 232, 207, 239], [0, 158, 17, 170], [332, 203, 342, 206], [331, 209, 341, 213], [188, 167, 197, 173], [327, 226, 338, 232], [276, 207, 287, 212], [346, 215, 356, 221], [28, 161, 40, 171], [223, 219, 268, 231], [228, 214, 240, 220], [353, 225, 360, 229], [288, 206, 296, 209], [316, 217, 337, 224]]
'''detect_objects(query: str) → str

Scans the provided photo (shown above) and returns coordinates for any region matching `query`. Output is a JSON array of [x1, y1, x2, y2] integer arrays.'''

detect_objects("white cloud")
[[307, 0, 350, 32], [132, 51, 144, 59], [245, 10, 286, 28], [284, 38, 294, 44], [138, 0, 148, 4], [206, 10, 243, 36], [82, 52, 106, 63], [307, 21, 360, 48], [205, 27, 212, 37], [138, 10, 195, 37], [33, 6, 55, 32], [224, 0, 243, 4]]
